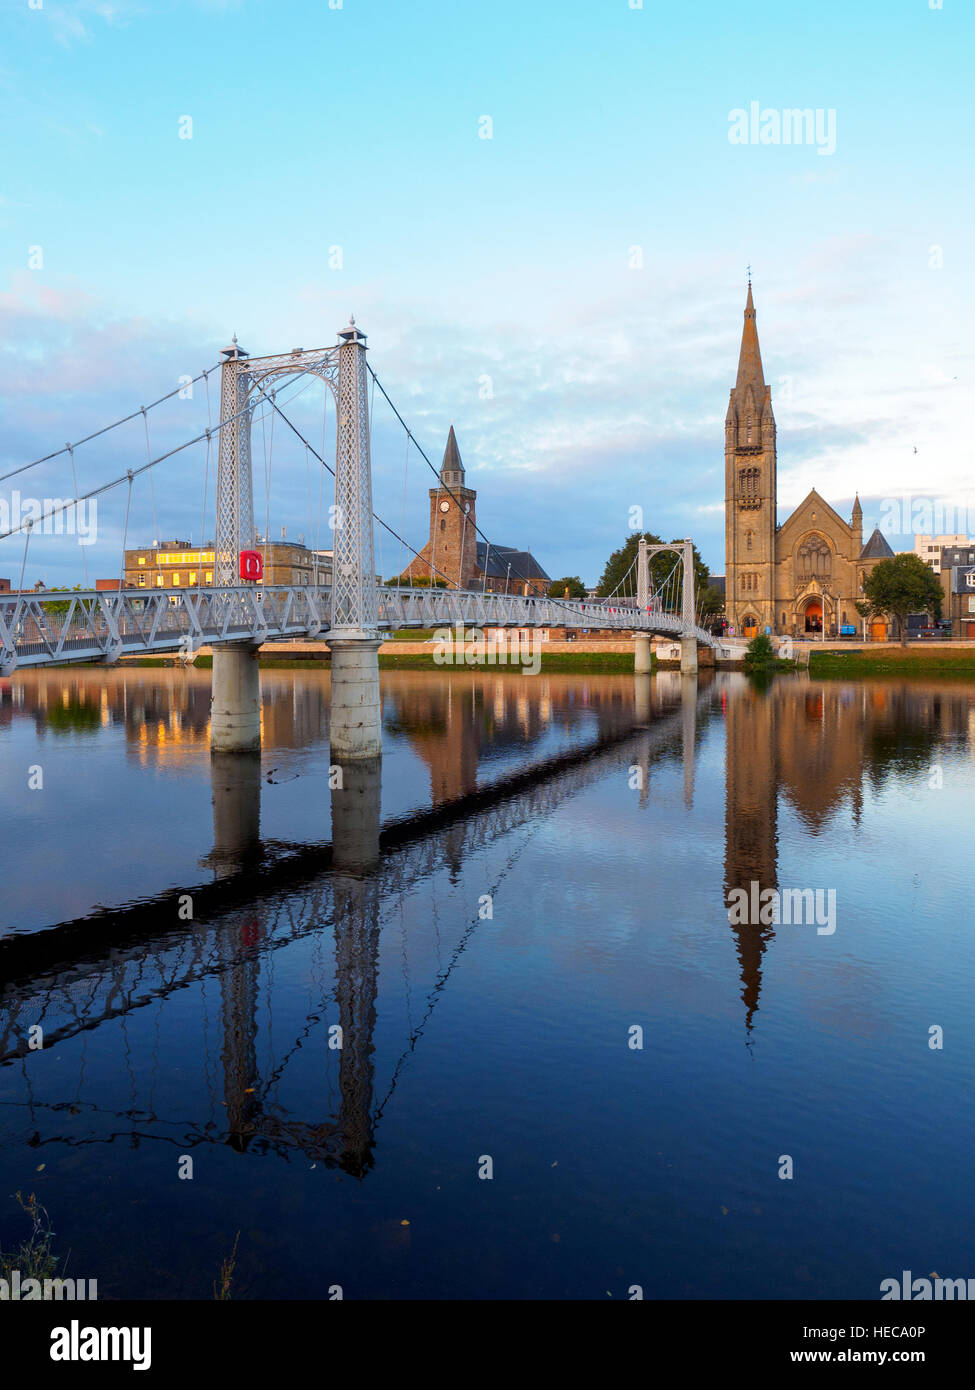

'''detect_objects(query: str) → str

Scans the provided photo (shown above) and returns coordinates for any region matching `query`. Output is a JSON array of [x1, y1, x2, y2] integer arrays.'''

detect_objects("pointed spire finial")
[[735, 279, 763, 389]]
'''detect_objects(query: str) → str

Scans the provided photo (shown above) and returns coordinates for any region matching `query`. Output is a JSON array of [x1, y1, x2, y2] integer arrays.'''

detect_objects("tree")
[[37, 584, 83, 616], [744, 633, 776, 667], [596, 533, 713, 614], [859, 553, 942, 647], [547, 576, 586, 600]]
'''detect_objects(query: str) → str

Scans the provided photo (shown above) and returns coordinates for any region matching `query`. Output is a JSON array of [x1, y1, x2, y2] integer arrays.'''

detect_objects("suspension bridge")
[[0, 319, 721, 757]]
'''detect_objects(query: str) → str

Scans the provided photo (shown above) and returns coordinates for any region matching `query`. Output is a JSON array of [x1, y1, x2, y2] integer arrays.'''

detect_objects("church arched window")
[[797, 534, 832, 579], [738, 469, 761, 509]]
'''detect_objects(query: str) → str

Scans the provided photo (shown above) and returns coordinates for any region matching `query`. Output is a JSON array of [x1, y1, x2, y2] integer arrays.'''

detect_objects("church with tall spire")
[[398, 426, 550, 595], [724, 281, 893, 638]]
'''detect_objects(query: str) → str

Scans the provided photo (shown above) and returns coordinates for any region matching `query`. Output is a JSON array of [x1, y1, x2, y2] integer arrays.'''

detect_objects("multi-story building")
[[939, 541, 975, 571], [123, 539, 332, 591], [940, 564, 975, 640], [914, 535, 970, 574]]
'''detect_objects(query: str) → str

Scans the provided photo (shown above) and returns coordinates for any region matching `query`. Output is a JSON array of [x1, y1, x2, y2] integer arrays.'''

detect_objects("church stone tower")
[[725, 283, 777, 636], [402, 426, 478, 589]]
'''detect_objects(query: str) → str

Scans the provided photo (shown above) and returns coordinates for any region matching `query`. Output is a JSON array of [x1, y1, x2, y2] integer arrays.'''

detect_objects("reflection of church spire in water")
[[723, 683, 778, 1034]]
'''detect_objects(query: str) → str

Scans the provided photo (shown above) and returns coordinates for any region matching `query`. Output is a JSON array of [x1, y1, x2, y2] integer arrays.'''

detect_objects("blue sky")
[[1, 0, 973, 587]]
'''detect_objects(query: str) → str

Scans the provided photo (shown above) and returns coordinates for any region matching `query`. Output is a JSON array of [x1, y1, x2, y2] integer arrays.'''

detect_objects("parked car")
[[916, 627, 943, 640]]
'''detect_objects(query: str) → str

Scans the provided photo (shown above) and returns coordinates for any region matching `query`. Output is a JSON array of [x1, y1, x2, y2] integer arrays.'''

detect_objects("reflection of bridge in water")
[[0, 673, 708, 1178]]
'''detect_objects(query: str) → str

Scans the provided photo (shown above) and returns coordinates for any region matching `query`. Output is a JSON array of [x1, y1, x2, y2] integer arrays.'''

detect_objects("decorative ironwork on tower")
[[331, 318, 378, 635], [215, 336, 255, 587], [211, 321, 377, 634]]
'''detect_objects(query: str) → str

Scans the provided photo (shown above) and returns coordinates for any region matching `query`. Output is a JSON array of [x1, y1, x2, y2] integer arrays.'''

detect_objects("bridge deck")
[[0, 585, 717, 672]]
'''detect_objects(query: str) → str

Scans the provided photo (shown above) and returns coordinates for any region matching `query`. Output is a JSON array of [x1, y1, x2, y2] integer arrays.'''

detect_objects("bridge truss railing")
[[0, 584, 717, 674]]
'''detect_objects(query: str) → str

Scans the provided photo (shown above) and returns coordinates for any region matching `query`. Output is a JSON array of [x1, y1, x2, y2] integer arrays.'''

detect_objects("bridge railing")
[[0, 583, 717, 672]]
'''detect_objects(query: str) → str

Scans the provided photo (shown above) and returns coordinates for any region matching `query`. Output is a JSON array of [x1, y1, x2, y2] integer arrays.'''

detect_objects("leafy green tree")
[[37, 584, 83, 616], [596, 533, 712, 613], [697, 583, 724, 620], [547, 576, 586, 600], [858, 554, 942, 647], [744, 632, 776, 667]]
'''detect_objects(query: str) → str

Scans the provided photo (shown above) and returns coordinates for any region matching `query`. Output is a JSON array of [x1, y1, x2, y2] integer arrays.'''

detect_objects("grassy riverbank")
[[810, 648, 975, 678], [126, 650, 650, 674]]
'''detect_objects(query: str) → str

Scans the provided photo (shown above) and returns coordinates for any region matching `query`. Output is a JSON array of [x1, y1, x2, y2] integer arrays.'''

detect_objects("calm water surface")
[[1, 666, 973, 1299]]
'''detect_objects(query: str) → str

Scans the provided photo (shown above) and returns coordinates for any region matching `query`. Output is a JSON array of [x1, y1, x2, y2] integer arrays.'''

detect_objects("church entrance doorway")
[[803, 599, 823, 634], [742, 614, 758, 638]]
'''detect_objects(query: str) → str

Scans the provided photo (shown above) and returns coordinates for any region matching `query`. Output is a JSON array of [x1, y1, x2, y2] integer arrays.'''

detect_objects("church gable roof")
[[859, 527, 894, 560], [777, 488, 852, 542]]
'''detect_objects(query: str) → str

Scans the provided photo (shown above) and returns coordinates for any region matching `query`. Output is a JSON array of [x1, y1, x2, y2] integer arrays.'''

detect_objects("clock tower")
[[402, 426, 478, 589]]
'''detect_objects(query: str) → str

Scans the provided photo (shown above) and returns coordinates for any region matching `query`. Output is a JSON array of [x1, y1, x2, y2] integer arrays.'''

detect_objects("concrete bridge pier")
[[634, 634, 652, 674], [328, 637, 383, 761], [211, 642, 262, 753], [680, 636, 699, 676]]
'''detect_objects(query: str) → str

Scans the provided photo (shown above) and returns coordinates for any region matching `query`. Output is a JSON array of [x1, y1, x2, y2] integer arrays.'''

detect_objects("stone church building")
[[724, 284, 893, 639], [399, 426, 550, 596]]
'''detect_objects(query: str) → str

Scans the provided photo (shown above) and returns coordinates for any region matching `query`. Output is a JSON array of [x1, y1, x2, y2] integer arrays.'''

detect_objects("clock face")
[[439, 501, 450, 512]]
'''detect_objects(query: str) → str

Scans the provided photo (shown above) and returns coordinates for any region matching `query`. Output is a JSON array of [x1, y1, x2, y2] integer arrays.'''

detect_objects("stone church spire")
[[725, 280, 777, 637], [735, 280, 766, 394], [440, 425, 464, 488]]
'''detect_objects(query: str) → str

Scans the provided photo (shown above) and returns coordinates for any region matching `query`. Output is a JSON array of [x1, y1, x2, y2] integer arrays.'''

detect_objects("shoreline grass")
[[810, 649, 975, 678]]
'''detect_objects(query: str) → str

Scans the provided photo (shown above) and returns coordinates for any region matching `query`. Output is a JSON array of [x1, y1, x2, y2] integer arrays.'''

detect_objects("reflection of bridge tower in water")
[[208, 752, 383, 1174], [723, 684, 778, 1033]]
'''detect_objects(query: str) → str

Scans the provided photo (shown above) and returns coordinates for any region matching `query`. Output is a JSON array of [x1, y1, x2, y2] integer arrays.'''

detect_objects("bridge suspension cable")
[[366, 364, 619, 618], [0, 364, 222, 485]]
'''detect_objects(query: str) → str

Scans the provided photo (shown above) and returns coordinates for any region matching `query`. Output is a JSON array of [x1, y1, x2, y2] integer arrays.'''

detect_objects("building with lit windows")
[[123, 540, 333, 591]]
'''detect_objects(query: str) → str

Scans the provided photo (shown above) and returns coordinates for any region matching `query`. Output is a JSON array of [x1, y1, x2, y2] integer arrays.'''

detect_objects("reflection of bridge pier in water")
[[205, 752, 263, 875], [211, 749, 383, 1174], [329, 757, 382, 1175], [681, 675, 697, 809]]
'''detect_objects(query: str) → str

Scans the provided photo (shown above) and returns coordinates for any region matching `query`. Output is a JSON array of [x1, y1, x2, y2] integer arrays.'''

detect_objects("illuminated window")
[[138, 556, 146, 566], [138, 575, 146, 587], [172, 572, 180, 586], [189, 572, 197, 584], [156, 575, 164, 587], [205, 571, 213, 583]]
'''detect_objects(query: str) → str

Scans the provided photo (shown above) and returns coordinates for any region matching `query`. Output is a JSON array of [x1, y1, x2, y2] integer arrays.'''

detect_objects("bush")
[[744, 633, 776, 666]]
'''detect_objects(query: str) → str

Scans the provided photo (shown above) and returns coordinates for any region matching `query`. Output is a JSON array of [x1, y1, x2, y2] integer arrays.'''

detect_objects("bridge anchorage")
[[0, 318, 722, 757]]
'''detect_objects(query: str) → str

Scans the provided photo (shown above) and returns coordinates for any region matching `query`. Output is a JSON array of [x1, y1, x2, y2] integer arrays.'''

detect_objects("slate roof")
[[475, 542, 550, 584], [859, 527, 894, 560], [441, 425, 464, 480]]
